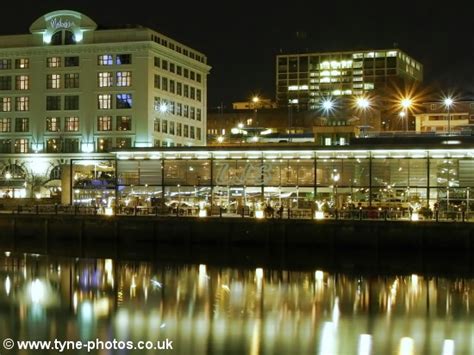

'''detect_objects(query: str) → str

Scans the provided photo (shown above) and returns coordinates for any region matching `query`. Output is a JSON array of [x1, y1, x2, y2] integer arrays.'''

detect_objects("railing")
[[3, 204, 473, 222]]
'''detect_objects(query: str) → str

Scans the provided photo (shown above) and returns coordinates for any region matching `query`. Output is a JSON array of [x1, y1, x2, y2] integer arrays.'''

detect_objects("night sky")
[[2, 1, 473, 107]]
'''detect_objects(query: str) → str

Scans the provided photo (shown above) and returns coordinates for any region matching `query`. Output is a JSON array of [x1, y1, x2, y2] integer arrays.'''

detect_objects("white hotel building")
[[0, 10, 210, 201]]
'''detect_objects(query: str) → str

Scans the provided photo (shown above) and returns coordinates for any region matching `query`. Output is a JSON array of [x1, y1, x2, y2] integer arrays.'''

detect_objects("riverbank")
[[0, 214, 471, 275]]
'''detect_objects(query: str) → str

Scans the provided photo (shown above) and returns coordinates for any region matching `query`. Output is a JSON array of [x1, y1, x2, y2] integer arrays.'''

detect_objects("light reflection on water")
[[0, 254, 472, 354]]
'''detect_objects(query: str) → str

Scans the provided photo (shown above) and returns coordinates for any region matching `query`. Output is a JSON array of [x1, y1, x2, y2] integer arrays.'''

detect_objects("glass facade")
[[70, 147, 474, 218]]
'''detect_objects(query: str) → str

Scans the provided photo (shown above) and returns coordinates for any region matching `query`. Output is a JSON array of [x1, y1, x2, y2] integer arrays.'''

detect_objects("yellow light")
[[104, 207, 114, 216], [252, 96, 260, 103], [255, 210, 264, 219], [4, 172, 12, 180], [399, 337, 414, 355], [255, 268, 263, 279], [356, 97, 370, 109], [443, 97, 453, 107], [198, 209, 207, 217], [315, 270, 324, 281], [217, 136, 224, 143], [410, 212, 419, 221], [315, 211, 325, 220], [401, 98, 412, 109]]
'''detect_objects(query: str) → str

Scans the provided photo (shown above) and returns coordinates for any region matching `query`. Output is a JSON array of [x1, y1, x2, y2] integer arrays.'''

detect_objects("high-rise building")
[[276, 49, 422, 110], [0, 10, 210, 201], [0, 10, 210, 154]]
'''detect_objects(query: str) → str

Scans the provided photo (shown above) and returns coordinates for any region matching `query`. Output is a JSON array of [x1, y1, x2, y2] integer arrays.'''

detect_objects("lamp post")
[[4, 171, 12, 198], [400, 98, 412, 132], [252, 96, 260, 126], [332, 170, 340, 209], [356, 96, 370, 137], [443, 97, 454, 135]]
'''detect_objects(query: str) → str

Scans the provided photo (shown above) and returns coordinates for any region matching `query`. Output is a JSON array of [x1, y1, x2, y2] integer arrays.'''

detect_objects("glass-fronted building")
[[71, 141, 474, 216]]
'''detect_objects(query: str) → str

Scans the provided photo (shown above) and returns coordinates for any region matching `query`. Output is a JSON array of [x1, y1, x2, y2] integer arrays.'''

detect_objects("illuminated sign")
[[50, 17, 77, 30]]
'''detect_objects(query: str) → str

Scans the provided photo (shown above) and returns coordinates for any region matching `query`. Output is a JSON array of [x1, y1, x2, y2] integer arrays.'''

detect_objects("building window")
[[15, 96, 29, 111], [196, 127, 201, 140], [97, 137, 112, 152], [154, 139, 160, 147], [154, 57, 160, 68], [177, 66, 182, 75], [176, 122, 182, 136], [14, 138, 29, 153], [169, 121, 175, 135], [64, 95, 79, 110], [190, 71, 195, 81], [46, 117, 60, 132], [196, 73, 201, 83], [15, 117, 29, 132], [116, 54, 131, 65], [154, 74, 160, 89], [0, 76, 12, 90], [197, 108, 202, 121], [46, 96, 61, 110], [116, 94, 132, 109], [47, 74, 61, 89], [98, 94, 112, 109], [162, 77, 168, 91], [98, 72, 113, 87], [0, 139, 11, 153], [162, 119, 168, 133], [154, 118, 160, 132], [64, 56, 79, 67], [64, 116, 79, 132], [64, 73, 79, 88], [169, 80, 175, 94], [183, 105, 189, 118], [176, 103, 182, 116], [197, 89, 202, 102], [183, 124, 189, 137], [116, 116, 131, 131], [190, 126, 195, 139], [15, 75, 29, 90], [183, 68, 189, 78], [162, 60, 168, 71], [98, 116, 112, 131], [46, 138, 61, 153], [47, 57, 61, 68], [430, 104, 438, 111], [63, 138, 79, 153], [98, 54, 113, 66], [190, 107, 195, 120], [116, 137, 132, 148], [116, 71, 131, 87], [0, 59, 11, 70], [183, 85, 189, 98], [177, 82, 182, 96], [169, 63, 175, 73], [15, 58, 29, 69], [0, 118, 11, 132], [0, 97, 11, 112]]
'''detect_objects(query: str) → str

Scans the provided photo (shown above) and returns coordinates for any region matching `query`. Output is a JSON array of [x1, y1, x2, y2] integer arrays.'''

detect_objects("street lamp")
[[356, 96, 371, 137], [443, 97, 454, 135], [252, 96, 260, 126], [400, 98, 412, 132], [332, 170, 340, 209]]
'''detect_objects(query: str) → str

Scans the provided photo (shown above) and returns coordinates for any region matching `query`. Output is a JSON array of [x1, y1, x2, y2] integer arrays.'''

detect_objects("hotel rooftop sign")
[[29, 10, 97, 44]]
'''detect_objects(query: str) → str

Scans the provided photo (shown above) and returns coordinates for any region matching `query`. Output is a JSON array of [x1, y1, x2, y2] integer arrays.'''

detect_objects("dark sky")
[[2, 1, 473, 107]]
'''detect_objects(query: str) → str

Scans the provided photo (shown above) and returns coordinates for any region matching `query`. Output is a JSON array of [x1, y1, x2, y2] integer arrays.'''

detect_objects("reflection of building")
[[415, 101, 474, 133], [66, 138, 474, 213], [276, 49, 423, 110], [0, 9, 209, 201]]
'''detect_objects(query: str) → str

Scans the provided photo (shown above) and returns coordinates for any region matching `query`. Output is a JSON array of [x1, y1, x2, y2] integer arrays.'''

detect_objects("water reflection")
[[0, 254, 472, 354]]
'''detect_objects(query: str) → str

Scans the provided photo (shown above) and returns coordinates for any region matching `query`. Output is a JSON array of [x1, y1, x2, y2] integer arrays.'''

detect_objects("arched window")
[[49, 165, 62, 180], [51, 31, 62, 45], [1, 164, 26, 179], [64, 30, 76, 45]]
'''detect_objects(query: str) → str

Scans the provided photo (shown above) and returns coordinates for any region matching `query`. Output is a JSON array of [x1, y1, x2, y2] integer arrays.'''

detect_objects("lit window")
[[47, 74, 61, 89], [116, 116, 131, 131], [0, 59, 11, 70], [98, 55, 113, 66], [116, 71, 131, 87], [387, 51, 397, 57], [46, 117, 60, 132], [47, 57, 61, 68], [64, 73, 79, 88], [0, 97, 11, 112], [97, 116, 112, 131], [15, 117, 29, 132], [15, 96, 29, 111], [98, 94, 112, 109], [98, 72, 113, 87], [0, 118, 11, 132], [116, 137, 131, 148], [15, 58, 29, 69], [116, 94, 132, 109], [64, 117, 79, 132], [14, 138, 29, 153]]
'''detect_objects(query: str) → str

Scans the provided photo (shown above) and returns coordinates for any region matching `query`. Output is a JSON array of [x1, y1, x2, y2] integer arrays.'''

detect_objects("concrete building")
[[276, 49, 423, 111], [0, 10, 210, 202], [415, 101, 474, 133]]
